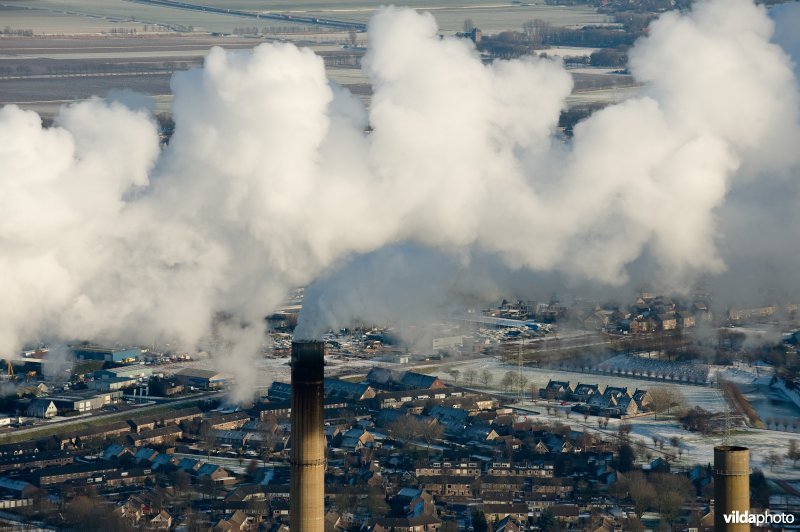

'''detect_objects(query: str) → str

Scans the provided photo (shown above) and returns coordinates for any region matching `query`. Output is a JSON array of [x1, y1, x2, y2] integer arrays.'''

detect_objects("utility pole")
[[518, 337, 524, 403]]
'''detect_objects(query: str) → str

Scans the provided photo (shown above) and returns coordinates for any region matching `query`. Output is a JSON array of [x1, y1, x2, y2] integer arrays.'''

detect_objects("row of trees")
[[610, 471, 694, 522], [1, 26, 33, 36], [720, 379, 763, 428], [448, 367, 495, 388], [0, 61, 193, 78], [763, 416, 800, 432], [475, 17, 638, 60], [386, 416, 443, 448]]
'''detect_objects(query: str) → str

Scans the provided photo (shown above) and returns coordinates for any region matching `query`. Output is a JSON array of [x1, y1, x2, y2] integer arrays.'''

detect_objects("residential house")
[[150, 510, 172, 530], [372, 515, 442, 531], [572, 384, 602, 402], [678, 311, 696, 328], [551, 504, 580, 524], [324, 378, 377, 401], [205, 412, 250, 431], [417, 476, 472, 497], [26, 399, 57, 419], [543, 380, 573, 400], [340, 428, 374, 451], [656, 313, 678, 331], [128, 407, 202, 433], [197, 463, 232, 483], [631, 389, 652, 411], [134, 447, 159, 463], [482, 503, 528, 523], [495, 515, 523, 532], [103, 444, 133, 460], [128, 425, 182, 447], [400, 372, 445, 390], [390, 488, 435, 518]]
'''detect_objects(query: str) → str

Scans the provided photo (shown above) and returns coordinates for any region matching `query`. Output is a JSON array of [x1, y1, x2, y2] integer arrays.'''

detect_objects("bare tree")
[[652, 473, 693, 524], [465, 368, 478, 386], [501, 371, 516, 392], [529, 382, 539, 401], [766, 451, 783, 471], [463, 18, 475, 33], [517, 374, 529, 398], [480, 369, 493, 388], [522, 19, 535, 41], [788, 439, 800, 467], [649, 386, 686, 420], [627, 471, 656, 517]]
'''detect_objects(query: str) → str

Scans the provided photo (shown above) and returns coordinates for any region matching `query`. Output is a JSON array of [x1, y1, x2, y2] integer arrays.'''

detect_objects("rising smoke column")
[[0, 100, 160, 350], [0, 0, 799, 399], [297, 0, 800, 336]]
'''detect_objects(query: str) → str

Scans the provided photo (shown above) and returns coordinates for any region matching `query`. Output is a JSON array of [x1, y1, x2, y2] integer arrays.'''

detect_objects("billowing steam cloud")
[[299, 0, 800, 334], [0, 0, 799, 400]]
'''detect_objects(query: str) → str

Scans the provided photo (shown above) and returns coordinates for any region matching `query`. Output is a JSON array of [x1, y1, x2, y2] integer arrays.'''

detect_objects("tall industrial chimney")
[[714, 445, 750, 532], [290, 341, 326, 532]]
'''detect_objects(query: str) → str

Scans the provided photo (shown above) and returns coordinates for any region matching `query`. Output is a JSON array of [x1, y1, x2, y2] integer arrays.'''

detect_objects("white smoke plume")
[[0, 0, 798, 400]]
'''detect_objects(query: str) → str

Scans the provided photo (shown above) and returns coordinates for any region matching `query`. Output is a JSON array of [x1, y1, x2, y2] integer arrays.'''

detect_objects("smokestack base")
[[290, 340, 326, 532], [714, 445, 750, 532]]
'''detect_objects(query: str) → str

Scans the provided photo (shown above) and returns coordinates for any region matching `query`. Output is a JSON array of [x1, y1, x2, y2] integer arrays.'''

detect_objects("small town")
[[0, 289, 797, 531], [2, 0, 800, 529], [0, 365, 720, 531]]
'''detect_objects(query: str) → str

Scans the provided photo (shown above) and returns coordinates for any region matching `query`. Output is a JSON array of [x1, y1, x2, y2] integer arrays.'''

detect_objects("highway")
[[126, 0, 367, 31]]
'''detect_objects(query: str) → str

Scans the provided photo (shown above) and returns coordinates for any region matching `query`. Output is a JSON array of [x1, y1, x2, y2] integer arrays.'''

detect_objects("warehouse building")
[[72, 346, 141, 363], [174, 368, 232, 390], [47, 391, 122, 414], [96, 366, 152, 380]]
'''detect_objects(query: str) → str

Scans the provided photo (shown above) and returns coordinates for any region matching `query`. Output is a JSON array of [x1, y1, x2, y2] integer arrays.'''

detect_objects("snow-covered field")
[[447, 357, 800, 479], [509, 401, 800, 479], [1, 0, 610, 36], [566, 84, 642, 105], [554, 412, 800, 480], [452, 357, 728, 412]]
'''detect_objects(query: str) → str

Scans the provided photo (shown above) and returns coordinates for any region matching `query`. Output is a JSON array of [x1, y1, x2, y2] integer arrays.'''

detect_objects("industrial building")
[[25, 399, 57, 419], [96, 366, 152, 380], [89, 366, 154, 391], [90, 378, 139, 392], [72, 346, 141, 363], [46, 391, 122, 414], [174, 368, 231, 390]]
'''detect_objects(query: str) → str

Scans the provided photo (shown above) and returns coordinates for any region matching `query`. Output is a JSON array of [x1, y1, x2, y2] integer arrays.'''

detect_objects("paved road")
[[128, 0, 367, 30], [0, 391, 219, 443]]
